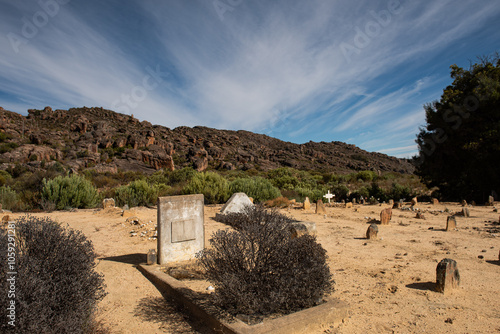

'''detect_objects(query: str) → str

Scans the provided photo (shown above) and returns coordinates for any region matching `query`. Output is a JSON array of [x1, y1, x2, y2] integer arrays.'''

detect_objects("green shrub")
[[0, 186, 19, 211], [350, 187, 369, 201], [0, 216, 106, 333], [201, 206, 333, 316], [352, 170, 377, 182], [0, 170, 12, 186], [229, 177, 281, 202], [182, 172, 230, 204], [114, 179, 159, 207], [267, 168, 300, 190], [41, 175, 100, 210], [389, 183, 413, 201], [294, 186, 326, 202], [331, 184, 350, 201]]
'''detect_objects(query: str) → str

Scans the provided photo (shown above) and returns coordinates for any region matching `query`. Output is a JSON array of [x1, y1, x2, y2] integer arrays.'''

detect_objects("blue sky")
[[1, 0, 499, 158]]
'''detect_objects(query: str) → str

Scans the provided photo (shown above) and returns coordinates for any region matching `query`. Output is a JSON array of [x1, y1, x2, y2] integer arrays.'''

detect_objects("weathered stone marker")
[[220, 192, 253, 215], [488, 195, 494, 205], [102, 198, 115, 209], [380, 207, 392, 225], [345, 202, 353, 209], [388, 199, 394, 206], [416, 212, 425, 219], [461, 200, 467, 206], [446, 216, 456, 231], [316, 199, 326, 214], [462, 207, 470, 217], [432, 198, 439, 205], [289, 221, 317, 239], [157, 194, 204, 265], [303, 197, 311, 210], [366, 224, 378, 240], [436, 258, 460, 293], [411, 197, 418, 206]]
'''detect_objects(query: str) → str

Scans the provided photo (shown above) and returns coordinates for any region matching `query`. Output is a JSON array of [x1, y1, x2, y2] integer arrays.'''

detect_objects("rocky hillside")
[[0, 106, 415, 175]]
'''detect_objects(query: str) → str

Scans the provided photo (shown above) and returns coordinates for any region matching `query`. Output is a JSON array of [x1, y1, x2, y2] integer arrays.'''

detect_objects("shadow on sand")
[[100, 253, 146, 265], [134, 296, 212, 334], [405, 281, 436, 291]]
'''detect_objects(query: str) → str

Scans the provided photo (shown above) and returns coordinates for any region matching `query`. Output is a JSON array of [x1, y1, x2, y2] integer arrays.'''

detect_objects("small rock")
[[445, 318, 453, 324], [478, 255, 484, 259]]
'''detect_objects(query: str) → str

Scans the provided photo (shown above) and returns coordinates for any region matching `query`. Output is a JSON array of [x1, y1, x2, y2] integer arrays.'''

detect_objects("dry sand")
[[5, 202, 500, 333]]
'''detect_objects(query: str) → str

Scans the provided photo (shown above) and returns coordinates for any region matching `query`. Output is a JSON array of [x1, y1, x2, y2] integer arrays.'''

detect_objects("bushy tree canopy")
[[416, 54, 500, 201]]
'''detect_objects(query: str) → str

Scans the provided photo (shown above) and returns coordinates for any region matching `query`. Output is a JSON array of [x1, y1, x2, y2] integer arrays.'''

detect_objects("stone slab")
[[157, 194, 204, 264], [138, 264, 349, 334], [220, 192, 254, 215]]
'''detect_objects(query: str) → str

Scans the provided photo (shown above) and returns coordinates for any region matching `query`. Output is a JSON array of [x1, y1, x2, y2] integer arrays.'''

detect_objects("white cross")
[[323, 190, 335, 203]]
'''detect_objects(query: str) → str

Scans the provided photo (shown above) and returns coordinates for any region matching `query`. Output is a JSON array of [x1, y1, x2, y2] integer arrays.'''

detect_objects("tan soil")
[[4, 202, 500, 333]]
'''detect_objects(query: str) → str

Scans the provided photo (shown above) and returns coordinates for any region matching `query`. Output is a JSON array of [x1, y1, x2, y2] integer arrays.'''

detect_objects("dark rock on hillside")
[[0, 107, 415, 175]]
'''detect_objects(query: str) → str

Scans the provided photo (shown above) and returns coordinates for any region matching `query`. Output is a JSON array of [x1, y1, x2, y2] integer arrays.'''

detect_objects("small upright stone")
[[432, 198, 439, 205], [488, 195, 494, 205], [352, 198, 356, 204], [303, 197, 311, 210], [416, 212, 425, 219], [393, 202, 401, 209], [411, 197, 418, 206], [345, 202, 353, 209], [380, 207, 392, 225], [103, 198, 115, 209], [1, 215, 9, 223], [462, 207, 470, 217], [366, 223, 378, 240], [461, 200, 467, 207], [446, 216, 456, 231], [315, 199, 326, 214], [436, 258, 460, 293], [388, 199, 394, 206]]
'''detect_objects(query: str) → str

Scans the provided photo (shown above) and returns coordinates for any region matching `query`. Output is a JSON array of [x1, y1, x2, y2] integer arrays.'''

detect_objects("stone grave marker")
[[103, 198, 115, 209], [303, 197, 311, 210], [289, 221, 317, 239], [352, 198, 356, 204], [380, 207, 392, 225], [432, 198, 439, 205], [446, 216, 456, 231], [316, 199, 326, 214], [388, 199, 394, 206], [436, 258, 460, 293], [488, 195, 494, 205], [462, 207, 470, 217], [345, 202, 353, 209], [461, 200, 467, 207], [157, 194, 204, 265], [411, 197, 418, 206], [323, 190, 335, 204], [219, 192, 254, 215], [366, 224, 378, 240]]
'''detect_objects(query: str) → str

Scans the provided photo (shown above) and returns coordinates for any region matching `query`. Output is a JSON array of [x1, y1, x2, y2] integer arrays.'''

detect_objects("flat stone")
[[380, 207, 392, 225], [436, 258, 460, 293], [157, 194, 204, 265], [366, 223, 378, 240], [289, 221, 317, 239], [219, 192, 254, 215], [103, 198, 115, 209], [315, 199, 326, 214], [446, 216, 456, 231], [303, 197, 311, 210]]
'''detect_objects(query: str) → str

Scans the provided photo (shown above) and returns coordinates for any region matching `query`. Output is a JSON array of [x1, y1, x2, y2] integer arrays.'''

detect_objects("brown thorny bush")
[[0, 216, 106, 334], [197, 206, 334, 316]]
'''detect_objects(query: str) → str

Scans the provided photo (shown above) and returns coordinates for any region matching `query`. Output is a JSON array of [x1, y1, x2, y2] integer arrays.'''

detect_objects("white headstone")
[[220, 192, 254, 215], [323, 190, 335, 203]]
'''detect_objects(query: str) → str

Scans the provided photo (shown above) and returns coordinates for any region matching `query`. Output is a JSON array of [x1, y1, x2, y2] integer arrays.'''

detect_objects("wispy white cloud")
[[0, 0, 499, 157]]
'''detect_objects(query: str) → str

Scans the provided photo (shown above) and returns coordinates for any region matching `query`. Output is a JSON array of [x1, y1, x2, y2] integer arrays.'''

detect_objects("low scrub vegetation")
[[0, 161, 425, 211], [199, 206, 333, 316], [0, 216, 106, 333]]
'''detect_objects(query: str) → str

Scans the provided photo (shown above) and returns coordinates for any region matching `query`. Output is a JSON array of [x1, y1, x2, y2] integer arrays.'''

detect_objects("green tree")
[[416, 54, 500, 201]]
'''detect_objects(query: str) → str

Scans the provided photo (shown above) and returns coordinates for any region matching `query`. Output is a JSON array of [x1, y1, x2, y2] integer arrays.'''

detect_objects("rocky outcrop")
[[0, 106, 416, 175]]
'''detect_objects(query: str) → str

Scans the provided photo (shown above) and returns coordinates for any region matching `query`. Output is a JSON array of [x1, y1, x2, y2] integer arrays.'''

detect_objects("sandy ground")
[[4, 201, 500, 333]]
